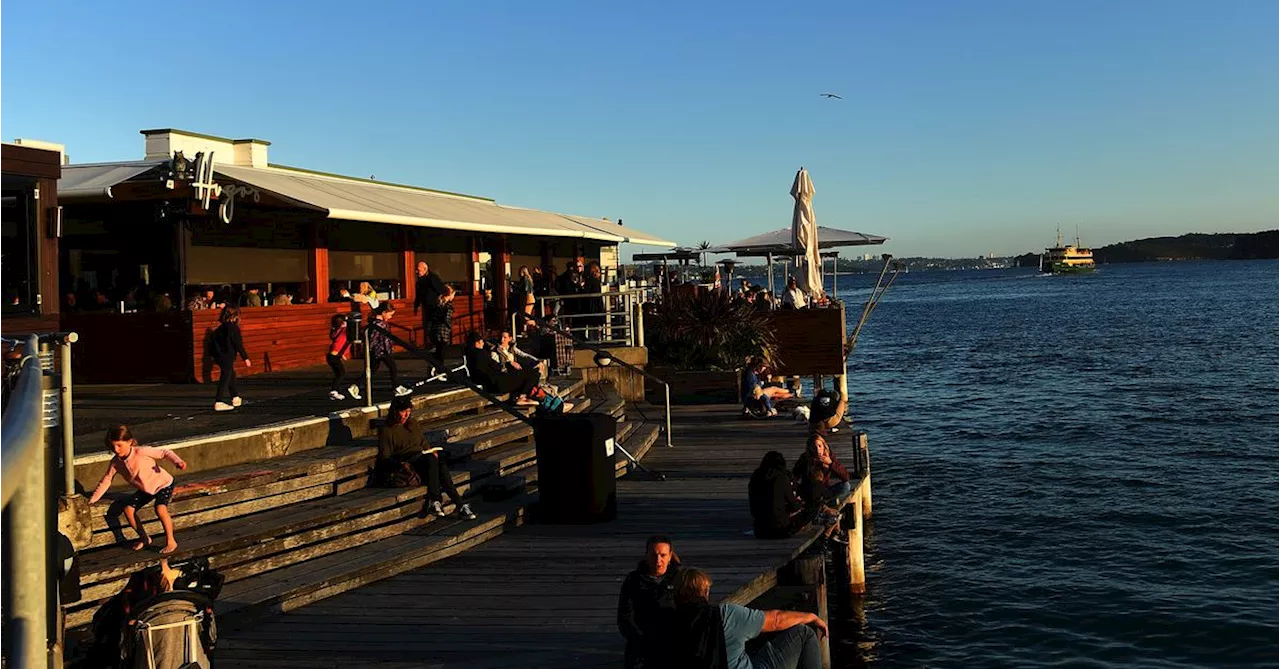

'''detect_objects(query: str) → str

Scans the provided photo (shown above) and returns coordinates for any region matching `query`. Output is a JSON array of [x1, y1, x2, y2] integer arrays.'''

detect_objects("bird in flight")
[[820, 93, 843, 99]]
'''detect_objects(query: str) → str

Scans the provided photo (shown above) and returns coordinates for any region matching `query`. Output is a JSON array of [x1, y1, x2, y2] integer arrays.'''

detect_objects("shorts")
[[129, 482, 175, 509]]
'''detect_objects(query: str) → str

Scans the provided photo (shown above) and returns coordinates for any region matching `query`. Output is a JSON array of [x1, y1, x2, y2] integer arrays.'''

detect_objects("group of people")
[[618, 535, 828, 669], [731, 277, 815, 311], [749, 429, 852, 546], [513, 260, 609, 339]]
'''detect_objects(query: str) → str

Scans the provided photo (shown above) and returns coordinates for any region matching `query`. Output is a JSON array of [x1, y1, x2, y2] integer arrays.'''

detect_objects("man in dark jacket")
[[748, 451, 807, 539], [377, 396, 476, 520], [618, 535, 682, 669], [463, 331, 540, 403], [413, 261, 447, 360]]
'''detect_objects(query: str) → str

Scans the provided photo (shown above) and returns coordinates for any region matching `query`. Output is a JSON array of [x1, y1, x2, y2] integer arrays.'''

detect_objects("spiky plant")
[[646, 289, 779, 371]]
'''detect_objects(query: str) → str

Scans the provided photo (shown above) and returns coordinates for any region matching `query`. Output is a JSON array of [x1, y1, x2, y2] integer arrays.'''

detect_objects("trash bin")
[[533, 413, 617, 523]]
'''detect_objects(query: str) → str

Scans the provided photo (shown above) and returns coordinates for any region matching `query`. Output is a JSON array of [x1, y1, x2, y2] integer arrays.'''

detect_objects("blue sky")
[[3, 0, 1275, 259]]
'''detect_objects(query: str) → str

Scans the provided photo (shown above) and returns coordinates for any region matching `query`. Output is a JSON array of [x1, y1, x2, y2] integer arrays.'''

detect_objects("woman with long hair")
[[210, 306, 251, 411], [516, 265, 536, 327]]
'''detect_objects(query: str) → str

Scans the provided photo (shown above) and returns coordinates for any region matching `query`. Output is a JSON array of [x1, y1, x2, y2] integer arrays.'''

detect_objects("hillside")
[[1092, 231, 1277, 263]]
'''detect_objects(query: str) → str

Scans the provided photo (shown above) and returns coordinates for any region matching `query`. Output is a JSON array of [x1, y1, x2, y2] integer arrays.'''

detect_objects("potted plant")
[[644, 289, 779, 404]]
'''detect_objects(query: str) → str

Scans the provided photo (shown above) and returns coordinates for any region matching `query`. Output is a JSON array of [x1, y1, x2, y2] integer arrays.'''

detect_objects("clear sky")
[[2, 0, 1275, 259]]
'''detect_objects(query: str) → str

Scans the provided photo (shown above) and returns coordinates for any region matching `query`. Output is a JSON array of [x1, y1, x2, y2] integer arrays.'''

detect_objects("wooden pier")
[[216, 404, 874, 669]]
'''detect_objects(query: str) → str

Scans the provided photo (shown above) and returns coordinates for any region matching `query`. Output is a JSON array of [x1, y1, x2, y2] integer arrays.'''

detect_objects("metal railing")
[[514, 288, 657, 347], [2, 337, 49, 669], [513, 312, 673, 449]]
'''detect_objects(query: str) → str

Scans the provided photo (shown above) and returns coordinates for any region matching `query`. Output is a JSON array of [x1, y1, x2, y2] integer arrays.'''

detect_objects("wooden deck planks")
[[218, 405, 837, 668]]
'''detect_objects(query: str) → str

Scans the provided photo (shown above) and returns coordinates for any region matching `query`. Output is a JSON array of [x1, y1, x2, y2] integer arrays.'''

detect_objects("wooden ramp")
[[217, 405, 844, 669]]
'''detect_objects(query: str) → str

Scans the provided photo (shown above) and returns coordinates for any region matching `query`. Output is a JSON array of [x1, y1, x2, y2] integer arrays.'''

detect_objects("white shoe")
[[395, 385, 412, 397], [458, 504, 476, 520], [329, 390, 344, 400], [561, 402, 575, 412], [231, 396, 243, 407], [214, 402, 234, 412], [347, 384, 362, 400], [429, 501, 445, 517]]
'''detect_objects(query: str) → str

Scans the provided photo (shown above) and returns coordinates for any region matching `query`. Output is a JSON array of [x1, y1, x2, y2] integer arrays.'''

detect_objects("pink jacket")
[[89, 446, 186, 504]]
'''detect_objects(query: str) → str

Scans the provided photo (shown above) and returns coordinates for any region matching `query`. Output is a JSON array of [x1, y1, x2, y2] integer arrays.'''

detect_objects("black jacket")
[[672, 602, 728, 669], [748, 461, 802, 539], [618, 561, 681, 668], [464, 346, 504, 389], [209, 322, 249, 362], [414, 272, 446, 314]]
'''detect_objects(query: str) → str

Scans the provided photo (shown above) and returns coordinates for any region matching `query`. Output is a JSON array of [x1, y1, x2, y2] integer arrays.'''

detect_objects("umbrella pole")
[[833, 253, 838, 297]]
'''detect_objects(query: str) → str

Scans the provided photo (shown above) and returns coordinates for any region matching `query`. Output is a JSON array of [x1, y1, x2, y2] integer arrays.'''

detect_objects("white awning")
[[215, 165, 672, 245], [59, 161, 165, 200]]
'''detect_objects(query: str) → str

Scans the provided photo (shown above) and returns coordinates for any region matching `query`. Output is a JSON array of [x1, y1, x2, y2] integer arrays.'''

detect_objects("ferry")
[[1040, 228, 1095, 274]]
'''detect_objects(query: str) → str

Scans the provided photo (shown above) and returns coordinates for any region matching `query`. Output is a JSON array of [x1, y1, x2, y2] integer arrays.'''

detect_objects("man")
[[242, 286, 263, 308], [742, 357, 791, 417], [554, 260, 583, 320], [673, 567, 826, 669], [413, 261, 447, 363], [618, 535, 683, 669], [377, 396, 477, 520], [463, 331, 541, 405], [781, 277, 807, 310]]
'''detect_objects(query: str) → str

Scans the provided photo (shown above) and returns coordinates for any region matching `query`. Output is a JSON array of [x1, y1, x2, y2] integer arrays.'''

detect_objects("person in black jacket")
[[377, 396, 476, 520], [748, 451, 807, 539], [618, 535, 683, 669], [413, 261, 447, 361], [463, 331, 540, 405], [210, 306, 251, 411]]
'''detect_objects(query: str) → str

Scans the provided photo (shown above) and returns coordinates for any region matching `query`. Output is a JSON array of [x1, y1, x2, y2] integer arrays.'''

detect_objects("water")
[[826, 260, 1278, 668]]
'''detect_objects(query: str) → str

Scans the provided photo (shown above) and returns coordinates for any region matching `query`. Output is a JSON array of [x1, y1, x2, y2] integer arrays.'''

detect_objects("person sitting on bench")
[[464, 330, 541, 405], [377, 396, 476, 520], [743, 357, 791, 417]]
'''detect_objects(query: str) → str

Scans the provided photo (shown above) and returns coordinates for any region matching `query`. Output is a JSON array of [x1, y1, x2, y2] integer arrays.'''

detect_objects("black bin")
[[533, 413, 618, 524]]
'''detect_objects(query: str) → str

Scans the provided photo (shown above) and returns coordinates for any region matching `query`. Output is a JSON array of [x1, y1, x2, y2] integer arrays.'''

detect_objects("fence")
[[513, 287, 658, 347]]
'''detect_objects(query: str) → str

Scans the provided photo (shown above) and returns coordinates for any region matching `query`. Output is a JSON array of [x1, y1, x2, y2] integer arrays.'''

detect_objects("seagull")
[[820, 93, 843, 99]]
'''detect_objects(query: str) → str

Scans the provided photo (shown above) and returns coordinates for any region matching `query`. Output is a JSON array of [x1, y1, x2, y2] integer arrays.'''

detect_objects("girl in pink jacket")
[[89, 425, 187, 554]]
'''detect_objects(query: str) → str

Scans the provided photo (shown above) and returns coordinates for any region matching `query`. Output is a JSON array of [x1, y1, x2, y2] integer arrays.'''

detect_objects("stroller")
[[89, 557, 224, 669]]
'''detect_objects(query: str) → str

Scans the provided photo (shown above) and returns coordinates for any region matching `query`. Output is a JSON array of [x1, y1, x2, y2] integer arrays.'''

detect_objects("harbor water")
[[828, 260, 1278, 668]]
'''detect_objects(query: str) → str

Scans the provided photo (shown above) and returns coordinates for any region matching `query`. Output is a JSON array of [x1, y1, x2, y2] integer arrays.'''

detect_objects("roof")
[[59, 161, 165, 199], [709, 226, 888, 255], [57, 160, 674, 246]]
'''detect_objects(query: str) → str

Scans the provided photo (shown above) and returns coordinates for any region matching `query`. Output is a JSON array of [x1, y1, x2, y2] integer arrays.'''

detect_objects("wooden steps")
[[65, 378, 659, 638]]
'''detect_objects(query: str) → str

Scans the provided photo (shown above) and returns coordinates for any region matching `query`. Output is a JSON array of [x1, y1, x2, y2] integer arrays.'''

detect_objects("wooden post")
[[401, 228, 416, 305], [776, 554, 831, 669], [855, 431, 872, 518], [845, 497, 866, 595], [307, 246, 329, 306]]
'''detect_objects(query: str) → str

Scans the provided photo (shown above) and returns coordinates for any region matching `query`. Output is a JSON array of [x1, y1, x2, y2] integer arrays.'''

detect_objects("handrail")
[[514, 312, 673, 448], [375, 327, 535, 427], [2, 335, 43, 508]]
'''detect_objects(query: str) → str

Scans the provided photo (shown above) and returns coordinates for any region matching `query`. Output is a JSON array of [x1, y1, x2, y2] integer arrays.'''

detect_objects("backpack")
[[376, 459, 422, 488], [536, 393, 565, 416]]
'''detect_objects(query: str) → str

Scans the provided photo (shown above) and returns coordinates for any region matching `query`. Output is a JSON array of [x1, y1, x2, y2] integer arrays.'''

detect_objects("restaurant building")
[[5, 128, 671, 382]]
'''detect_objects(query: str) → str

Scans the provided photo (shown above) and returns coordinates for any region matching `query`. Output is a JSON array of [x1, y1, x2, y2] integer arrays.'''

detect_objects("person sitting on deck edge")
[[618, 535, 683, 669], [672, 567, 826, 669], [376, 396, 477, 520], [792, 431, 851, 548], [748, 451, 807, 540], [463, 330, 541, 406]]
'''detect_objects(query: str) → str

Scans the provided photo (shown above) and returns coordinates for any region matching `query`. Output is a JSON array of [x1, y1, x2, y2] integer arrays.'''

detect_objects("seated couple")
[[464, 330, 566, 409], [742, 357, 792, 418], [749, 431, 851, 545], [617, 536, 826, 669]]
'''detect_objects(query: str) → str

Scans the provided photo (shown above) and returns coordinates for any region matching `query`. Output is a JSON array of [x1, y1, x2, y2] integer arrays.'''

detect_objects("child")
[[210, 305, 251, 411], [88, 425, 187, 554], [327, 313, 362, 401], [367, 305, 411, 397]]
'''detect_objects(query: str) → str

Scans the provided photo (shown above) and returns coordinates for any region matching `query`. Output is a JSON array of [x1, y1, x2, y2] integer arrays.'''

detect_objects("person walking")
[[326, 313, 362, 401], [88, 425, 188, 555], [210, 306, 251, 411], [413, 261, 446, 361], [367, 305, 412, 397]]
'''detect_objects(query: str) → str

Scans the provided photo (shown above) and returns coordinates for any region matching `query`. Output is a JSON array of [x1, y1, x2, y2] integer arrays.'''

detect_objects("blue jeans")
[[828, 480, 853, 501], [751, 624, 822, 669]]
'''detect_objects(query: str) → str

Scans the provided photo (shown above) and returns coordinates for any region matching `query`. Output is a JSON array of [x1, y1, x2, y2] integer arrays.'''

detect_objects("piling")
[[842, 496, 866, 595], [774, 553, 831, 669], [855, 431, 872, 518]]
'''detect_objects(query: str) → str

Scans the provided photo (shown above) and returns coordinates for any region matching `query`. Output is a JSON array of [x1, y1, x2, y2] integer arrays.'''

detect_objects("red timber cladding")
[[191, 294, 485, 382]]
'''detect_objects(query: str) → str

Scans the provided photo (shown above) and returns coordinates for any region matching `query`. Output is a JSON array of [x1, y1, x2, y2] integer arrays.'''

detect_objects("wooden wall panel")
[[767, 304, 847, 376]]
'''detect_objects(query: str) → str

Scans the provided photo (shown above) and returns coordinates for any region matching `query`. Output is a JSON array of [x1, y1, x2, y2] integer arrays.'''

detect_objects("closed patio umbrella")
[[790, 168, 824, 298]]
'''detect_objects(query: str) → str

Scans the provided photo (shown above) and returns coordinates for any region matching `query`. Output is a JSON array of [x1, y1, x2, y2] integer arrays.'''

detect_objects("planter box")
[[646, 366, 741, 405]]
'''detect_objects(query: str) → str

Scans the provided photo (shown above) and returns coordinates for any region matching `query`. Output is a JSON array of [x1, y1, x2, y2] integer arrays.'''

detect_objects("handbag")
[[379, 460, 421, 488]]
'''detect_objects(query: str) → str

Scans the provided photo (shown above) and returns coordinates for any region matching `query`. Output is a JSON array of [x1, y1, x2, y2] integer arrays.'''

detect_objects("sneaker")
[[329, 390, 344, 401], [231, 396, 243, 407], [829, 532, 849, 545], [213, 402, 234, 412], [560, 402, 575, 412], [458, 504, 477, 520], [395, 385, 412, 397], [347, 384, 362, 400], [429, 501, 445, 517], [767, 408, 778, 417]]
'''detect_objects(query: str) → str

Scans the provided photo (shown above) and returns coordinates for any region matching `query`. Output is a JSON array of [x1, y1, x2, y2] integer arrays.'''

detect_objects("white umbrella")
[[790, 168, 824, 298]]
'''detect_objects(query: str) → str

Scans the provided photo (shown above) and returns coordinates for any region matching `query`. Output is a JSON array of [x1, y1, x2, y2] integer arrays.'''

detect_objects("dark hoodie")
[[749, 451, 804, 539], [618, 559, 682, 668], [672, 601, 728, 669]]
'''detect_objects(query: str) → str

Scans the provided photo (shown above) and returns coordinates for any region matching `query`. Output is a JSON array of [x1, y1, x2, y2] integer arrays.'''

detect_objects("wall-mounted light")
[[593, 351, 613, 367]]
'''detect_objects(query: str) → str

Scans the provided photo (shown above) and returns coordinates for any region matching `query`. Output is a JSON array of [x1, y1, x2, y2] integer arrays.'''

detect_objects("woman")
[[210, 306, 251, 411], [748, 451, 806, 539], [427, 284, 457, 364], [583, 262, 605, 340], [463, 331, 540, 405], [515, 266, 536, 328], [367, 305, 411, 397], [353, 281, 380, 309], [792, 432, 851, 544]]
